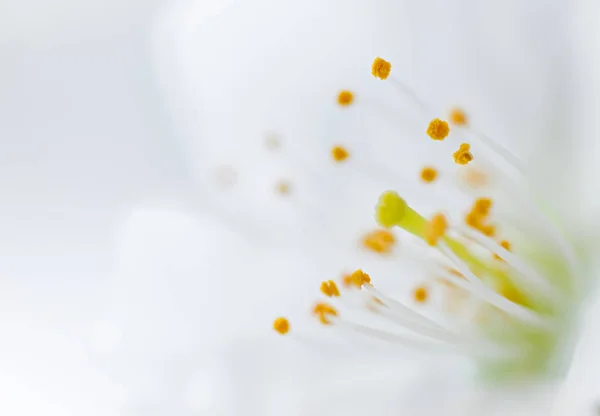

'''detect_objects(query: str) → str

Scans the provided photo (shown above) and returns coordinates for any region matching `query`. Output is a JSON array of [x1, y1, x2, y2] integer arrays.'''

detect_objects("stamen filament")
[[456, 225, 558, 302], [364, 284, 449, 331], [369, 299, 466, 344], [386, 74, 526, 174], [335, 320, 517, 359], [437, 243, 551, 329], [337, 319, 463, 351], [384, 70, 578, 286]]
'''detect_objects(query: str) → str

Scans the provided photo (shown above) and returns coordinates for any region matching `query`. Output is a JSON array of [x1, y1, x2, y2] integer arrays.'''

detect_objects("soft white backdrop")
[[0, 0, 599, 414]]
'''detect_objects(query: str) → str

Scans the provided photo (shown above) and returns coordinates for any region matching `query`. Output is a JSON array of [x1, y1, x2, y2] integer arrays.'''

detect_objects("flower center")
[[272, 56, 581, 382]]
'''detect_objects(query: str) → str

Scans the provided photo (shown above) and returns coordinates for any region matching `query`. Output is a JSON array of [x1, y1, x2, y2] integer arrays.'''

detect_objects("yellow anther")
[[465, 213, 495, 237], [473, 197, 492, 217], [420, 167, 438, 183], [362, 229, 396, 254], [337, 90, 355, 106], [461, 167, 488, 189], [465, 198, 496, 237], [426, 213, 448, 246], [332, 145, 350, 162], [375, 191, 407, 228], [465, 212, 479, 228], [341, 273, 353, 288], [464, 197, 497, 236], [313, 302, 338, 325], [494, 240, 511, 260], [275, 181, 291, 195], [273, 317, 290, 335], [413, 286, 429, 303], [453, 143, 473, 165], [480, 224, 496, 237], [426, 118, 450, 141], [344, 269, 371, 289], [320, 280, 340, 297], [371, 57, 392, 80], [449, 108, 468, 126]]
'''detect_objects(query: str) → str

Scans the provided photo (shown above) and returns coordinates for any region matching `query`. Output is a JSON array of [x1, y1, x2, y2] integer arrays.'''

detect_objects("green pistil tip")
[[375, 191, 407, 228], [375, 191, 428, 237]]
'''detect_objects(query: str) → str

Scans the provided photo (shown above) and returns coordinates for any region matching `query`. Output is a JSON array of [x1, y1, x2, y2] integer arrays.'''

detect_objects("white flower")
[[98, 0, 600, 414]]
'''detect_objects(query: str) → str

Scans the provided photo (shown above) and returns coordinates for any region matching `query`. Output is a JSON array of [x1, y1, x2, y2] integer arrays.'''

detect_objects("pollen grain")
[[449, 108, 468, 126], [426, 118, 450, 141], [453, 143, 473, 165], [332, 145, 350, 162], [273, 317, 290, 335], [420, 167, 438, 183], [337, 90, 355, 106], [320, 280, 341, 297], [426, 213, 448, 246], [372, 57, 392, 80], [343, 269, 371, 289], [413, 286, 429, 303], [313, 303, 338, 325], [362, 229, 396, 254]]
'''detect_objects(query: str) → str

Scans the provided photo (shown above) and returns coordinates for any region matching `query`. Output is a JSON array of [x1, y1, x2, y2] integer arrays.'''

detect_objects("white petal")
[[202, 335, 562, 416], [152, 0, 587, 255]]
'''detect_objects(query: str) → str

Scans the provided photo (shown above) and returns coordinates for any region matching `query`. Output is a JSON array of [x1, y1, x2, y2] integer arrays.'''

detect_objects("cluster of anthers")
[[273, 57, 579, 379]]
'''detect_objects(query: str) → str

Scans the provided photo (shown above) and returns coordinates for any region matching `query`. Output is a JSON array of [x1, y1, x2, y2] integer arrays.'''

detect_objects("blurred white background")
[[0, 0, 195, 414], [0, 0, 599, 414]]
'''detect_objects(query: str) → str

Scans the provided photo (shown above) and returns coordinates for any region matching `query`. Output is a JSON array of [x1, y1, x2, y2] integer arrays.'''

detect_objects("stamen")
[[341, 272, 353, 288], [426, 118, 450, 141], [270, 57, 577, 372], [273, 317, 290, 335], [461, 166, 488, 188], [362, 229, 396, 253], [363, 298, 466, 344], [374, 190, 550, 328], [373, 58, 526, 177], [364, 284, 448, 331], [436, 244, 550, 329], [426, 213, 448, 246], [413, 286, 429, 303], [473, 197, 492, 217], [494, 240, 511, 260], [465, 197, 496, 237], [313, 302, 338, 325], [320, 280, 340, 297], [449, 108, 468, 126], [337, 90, 355, 106], [371, 57, 392, 80], [456, 225, 557, 301], [453, 143, 474, 165], [420, 166, 438, 183], [331, 145, 350, 162], [335, 321, 516, 359], [343, 269, 371, 289]]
